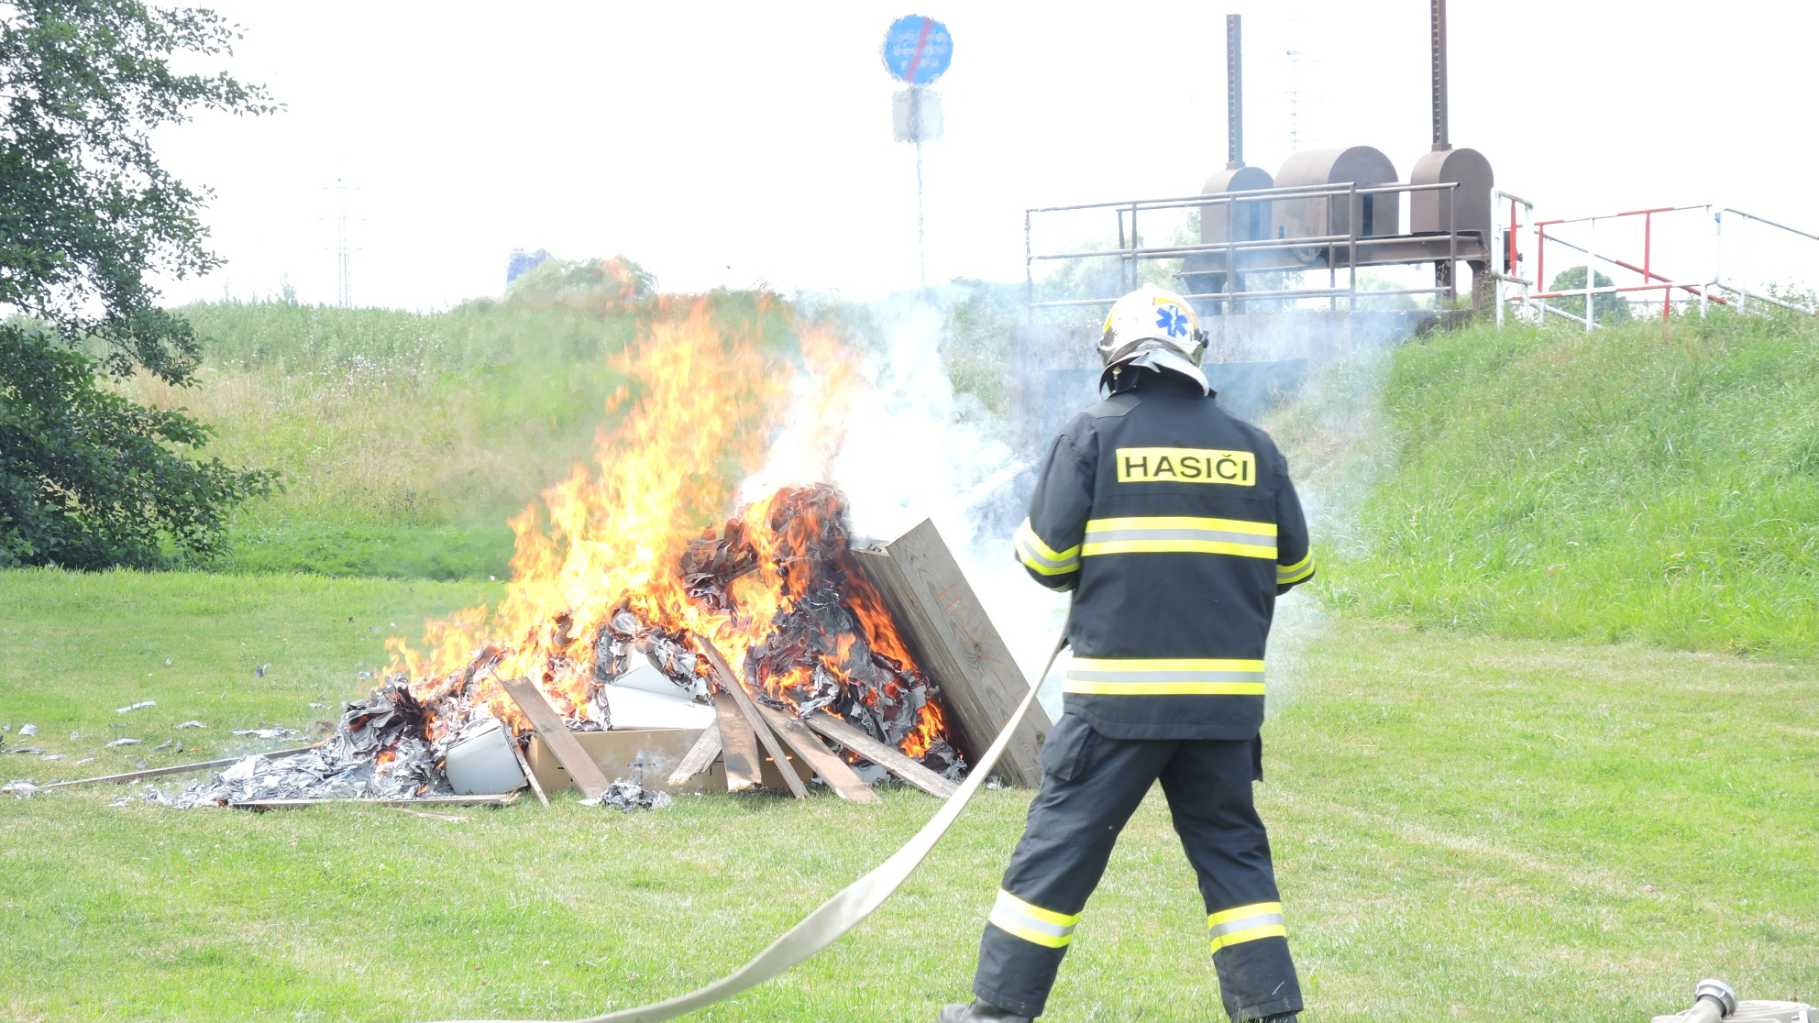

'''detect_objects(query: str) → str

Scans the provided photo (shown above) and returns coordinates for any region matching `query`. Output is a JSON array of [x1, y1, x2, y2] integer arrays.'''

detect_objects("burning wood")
[[380, 482, 970, 794]]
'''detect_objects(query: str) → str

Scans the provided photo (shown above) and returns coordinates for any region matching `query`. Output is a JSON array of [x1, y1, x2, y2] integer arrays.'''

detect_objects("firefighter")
[[939, 284, 1314, 1023]]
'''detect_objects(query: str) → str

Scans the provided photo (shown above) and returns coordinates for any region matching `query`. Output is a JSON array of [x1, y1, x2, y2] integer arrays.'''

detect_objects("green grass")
[[3, 570, 1815, 1021], [0, 568, 499, 745], [1281, 310, 1819, 659]]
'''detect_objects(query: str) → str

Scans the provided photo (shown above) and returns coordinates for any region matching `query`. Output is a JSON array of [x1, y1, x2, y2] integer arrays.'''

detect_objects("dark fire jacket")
[[1013, 370, 1314, 740]]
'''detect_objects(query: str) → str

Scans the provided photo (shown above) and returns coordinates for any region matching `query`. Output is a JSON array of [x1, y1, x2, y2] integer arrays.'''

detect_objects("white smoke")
[[745, 292, 1411, 726], [742, 292, 1072, 717], [1234, 306, 1412, 714]]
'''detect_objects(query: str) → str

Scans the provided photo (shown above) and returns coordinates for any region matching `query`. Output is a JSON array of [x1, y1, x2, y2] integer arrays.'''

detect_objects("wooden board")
[[853, 519, 1051, 787], [500, 678, 613, 802], [508, 739, 550, 807], [42, 744, 322, 790], [754, 704, 879, 804], [711, 687, 762, 792], [695, 638, 808, 800], [805, 711, 957, 799], [667, 725, 723, 787], [231, 793, 520, 810]]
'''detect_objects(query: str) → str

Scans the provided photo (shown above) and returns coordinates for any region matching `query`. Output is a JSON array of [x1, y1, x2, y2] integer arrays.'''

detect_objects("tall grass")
[[130, 289, 793, 579], [178, 299, 636, 373], [1296, 309, 1819, 658]]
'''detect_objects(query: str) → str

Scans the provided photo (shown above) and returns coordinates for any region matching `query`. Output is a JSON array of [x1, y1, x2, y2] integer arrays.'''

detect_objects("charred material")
[[698, 485, 964, 775], [593, 485, 965, 777], [146, 684, 451, 808], [680, 522, 761, 612]]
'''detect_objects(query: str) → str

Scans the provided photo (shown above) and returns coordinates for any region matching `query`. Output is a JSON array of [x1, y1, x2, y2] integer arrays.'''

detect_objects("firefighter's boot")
[[937, 1000, 1034, 1023]]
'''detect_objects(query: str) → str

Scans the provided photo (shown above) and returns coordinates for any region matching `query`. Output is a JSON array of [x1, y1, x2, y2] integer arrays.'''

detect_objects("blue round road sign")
[[882, 15, 952, 86]]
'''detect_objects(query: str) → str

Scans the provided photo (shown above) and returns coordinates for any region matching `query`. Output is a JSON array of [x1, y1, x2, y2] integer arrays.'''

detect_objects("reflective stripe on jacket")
[[1013, 370, 1313, 740]]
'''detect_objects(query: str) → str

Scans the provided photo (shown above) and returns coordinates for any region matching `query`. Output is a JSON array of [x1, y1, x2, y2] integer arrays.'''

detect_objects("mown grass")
[[0, 568, 498, 752], [3, 569, 1815, 1021], [1283, 310, 1819, 660]]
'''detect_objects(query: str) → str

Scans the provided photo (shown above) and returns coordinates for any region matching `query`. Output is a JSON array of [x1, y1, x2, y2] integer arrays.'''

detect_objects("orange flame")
[[385, 300, 956, 766]]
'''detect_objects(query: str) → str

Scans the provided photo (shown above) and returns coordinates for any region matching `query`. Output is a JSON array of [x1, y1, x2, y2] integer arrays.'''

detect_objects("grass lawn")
[[1285, 312, 1819, 660], [2, 570, 1815, 1022]]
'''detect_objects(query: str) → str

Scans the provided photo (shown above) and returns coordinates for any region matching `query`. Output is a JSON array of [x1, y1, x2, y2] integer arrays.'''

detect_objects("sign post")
[[882, 15, 952, 286]]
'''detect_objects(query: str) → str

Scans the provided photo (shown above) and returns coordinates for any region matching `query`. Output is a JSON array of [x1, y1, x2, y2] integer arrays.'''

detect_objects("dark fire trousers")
[[971, 713, 1303, 1021]]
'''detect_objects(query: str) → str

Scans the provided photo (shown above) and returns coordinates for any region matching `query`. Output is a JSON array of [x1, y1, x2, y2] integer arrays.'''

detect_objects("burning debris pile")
[[388, 481, 966, 798], [129, 482, 966, 809], [28, 304, 1045, 810], [342, 304, 976, 803], [613, 483, 961, 770]]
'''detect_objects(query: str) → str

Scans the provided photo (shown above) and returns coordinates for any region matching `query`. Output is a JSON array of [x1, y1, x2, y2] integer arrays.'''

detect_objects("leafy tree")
[[1, 1, 278, 568], [1546, 266, 1633, 325], [505, 255, 657, 311]]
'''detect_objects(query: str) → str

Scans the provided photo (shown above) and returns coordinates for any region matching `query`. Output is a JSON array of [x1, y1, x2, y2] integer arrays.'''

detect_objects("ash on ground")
[[145, 684, 452, 808], [583, 777, 672, 812]]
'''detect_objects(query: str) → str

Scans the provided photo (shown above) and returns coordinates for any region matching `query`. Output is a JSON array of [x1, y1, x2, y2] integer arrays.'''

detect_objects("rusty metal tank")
[[1198, 165, 1275, 249], [1273, 147, 1400, 264], [1409, 145, 1492, 243], [1178, 165, 1276, 297]]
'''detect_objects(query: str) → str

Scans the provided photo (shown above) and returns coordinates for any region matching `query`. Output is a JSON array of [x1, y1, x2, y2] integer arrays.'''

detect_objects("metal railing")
[[1024, 179, 1462, 315], [1495, 193, 1818, 330]]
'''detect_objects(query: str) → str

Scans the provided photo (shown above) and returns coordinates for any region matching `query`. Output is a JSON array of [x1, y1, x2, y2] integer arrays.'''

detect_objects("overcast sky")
[[154, 0, 1818, 310]]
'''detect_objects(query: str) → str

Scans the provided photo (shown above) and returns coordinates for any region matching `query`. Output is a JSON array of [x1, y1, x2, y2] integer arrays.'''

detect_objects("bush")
[[1545, 266, 1633, 325]]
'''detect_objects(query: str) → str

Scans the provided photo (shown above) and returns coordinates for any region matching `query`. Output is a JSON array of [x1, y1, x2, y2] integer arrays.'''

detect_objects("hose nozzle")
[[1686, 979, 1738, 1022]]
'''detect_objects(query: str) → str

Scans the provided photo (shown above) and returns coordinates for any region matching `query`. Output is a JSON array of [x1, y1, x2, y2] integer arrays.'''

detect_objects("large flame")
[[384, 300, 954, 764]]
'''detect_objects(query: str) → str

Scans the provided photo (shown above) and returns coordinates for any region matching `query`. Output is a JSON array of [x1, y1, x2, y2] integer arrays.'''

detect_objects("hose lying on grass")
[[421, 631, 1070, 1023]]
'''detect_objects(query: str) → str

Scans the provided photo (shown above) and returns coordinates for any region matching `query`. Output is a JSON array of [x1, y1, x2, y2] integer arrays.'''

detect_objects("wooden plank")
[[508, 738, 550, 808], [390, 807, 470, 822], [804, 711, 957, 800], [694, 637, 808, 800], [231, 793, 520, 810], [499, 677, 613, 802], [526, 728, 795, 795], [41, 744, 323, 790], [711, 687, 762, 793], [754, 704, 879, 804], [852, 519, 1051, 787], [667, 724, 723, 787]]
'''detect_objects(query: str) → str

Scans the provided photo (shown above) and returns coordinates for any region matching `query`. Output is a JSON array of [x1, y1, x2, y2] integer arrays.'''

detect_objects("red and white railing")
[[1494, 193, 1818, 329]]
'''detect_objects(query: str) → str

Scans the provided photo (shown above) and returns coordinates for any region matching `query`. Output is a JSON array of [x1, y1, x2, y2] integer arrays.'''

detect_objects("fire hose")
[[1652, 980, 1817, 1023], [423, 631, 1070, 1023]]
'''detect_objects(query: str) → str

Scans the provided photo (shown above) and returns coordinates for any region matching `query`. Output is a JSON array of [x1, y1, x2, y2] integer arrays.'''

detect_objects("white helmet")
[[1096, 284, 1210, 394]]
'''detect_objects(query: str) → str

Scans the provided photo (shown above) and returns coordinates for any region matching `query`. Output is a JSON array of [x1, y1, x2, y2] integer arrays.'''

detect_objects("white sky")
[[155, 0, 1819, 310]]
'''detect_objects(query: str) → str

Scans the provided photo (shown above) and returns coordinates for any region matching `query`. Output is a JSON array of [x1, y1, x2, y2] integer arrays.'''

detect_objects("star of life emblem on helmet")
[[1156, 304, 1189, 338]]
